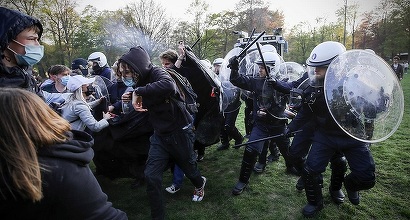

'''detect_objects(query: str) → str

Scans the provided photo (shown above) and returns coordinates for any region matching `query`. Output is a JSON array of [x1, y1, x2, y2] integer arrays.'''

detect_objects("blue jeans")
[[145, 126, 203, 220], [173, 165, 184, 187]]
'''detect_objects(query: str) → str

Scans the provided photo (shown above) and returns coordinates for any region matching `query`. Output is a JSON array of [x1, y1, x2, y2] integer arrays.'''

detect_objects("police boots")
[[232, 147, 258, 195], [254, 141, 269, 173], [231, 127, 244, 149], [217, 129, 230, 151], [302, 168, 323, 218], [267, 141, 280, 162], [329, 155, 347, 204]]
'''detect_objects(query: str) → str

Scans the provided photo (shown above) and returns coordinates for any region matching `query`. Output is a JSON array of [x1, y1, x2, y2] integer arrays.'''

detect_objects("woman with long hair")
[[61, 75, 111, 132], [0, 87, 127, 219]]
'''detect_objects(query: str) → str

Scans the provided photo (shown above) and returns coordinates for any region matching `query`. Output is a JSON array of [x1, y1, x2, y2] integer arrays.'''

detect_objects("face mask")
[[9, 40, 44, 66], [60, 75, 70, 86], [122, 76, 135, 87]]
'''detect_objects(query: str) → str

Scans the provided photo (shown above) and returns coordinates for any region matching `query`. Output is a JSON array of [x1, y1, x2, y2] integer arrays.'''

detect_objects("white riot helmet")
[[261, 44, 277, 54], [255, 51, 282, 78], [88, 52, 108, 67], [306, 41, 346, 67], [212, 58, 224, 66], [306, 41, 346, 87]]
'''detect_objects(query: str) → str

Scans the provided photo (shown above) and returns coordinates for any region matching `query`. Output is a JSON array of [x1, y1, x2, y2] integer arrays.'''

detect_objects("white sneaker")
[[165, 184, 181, 194], [192, 176, 206, 202]]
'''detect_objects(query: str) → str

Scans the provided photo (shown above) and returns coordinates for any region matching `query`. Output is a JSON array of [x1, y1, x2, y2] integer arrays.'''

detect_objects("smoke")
[[103, 19, 171, 63]]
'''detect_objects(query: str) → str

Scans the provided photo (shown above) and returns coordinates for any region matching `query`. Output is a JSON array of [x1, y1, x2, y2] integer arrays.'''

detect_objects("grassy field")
[[95, 71, 410, 220]]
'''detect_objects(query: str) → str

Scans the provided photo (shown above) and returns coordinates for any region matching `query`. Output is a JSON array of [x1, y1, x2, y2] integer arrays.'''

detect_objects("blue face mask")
[[9, 40, 44, 66], [122, 76, 135, 87], [60, 75, 70, 86]]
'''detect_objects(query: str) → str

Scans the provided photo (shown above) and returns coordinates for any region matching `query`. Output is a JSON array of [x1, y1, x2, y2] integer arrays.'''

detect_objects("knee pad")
[[330, 155, 347, 173], [344, 173, 376, 191]]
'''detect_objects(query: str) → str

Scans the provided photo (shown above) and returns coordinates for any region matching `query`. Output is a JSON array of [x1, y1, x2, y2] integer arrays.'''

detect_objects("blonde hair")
[[65, 85, 91, 110], [0, 88, 71, 202]]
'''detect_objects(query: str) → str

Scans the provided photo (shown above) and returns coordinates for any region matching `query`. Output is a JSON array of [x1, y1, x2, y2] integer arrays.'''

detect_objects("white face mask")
[[8, 39, 44, 66]]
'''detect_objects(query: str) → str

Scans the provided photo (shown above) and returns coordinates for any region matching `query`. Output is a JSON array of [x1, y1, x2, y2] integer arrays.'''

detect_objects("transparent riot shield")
[[221, 81, 241, 113], [324, 49, 404, 143], [93, 75, 110, 102], [279, 62, 305, 82], [219, 47, 242, 82]]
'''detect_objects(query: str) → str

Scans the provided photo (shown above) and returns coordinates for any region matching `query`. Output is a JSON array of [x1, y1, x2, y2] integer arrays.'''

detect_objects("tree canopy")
[[1, 0, 408, 76]]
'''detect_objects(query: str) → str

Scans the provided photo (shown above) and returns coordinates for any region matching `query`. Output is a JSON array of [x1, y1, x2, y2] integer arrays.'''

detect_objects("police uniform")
[[229, 54, 292, 195], [286, 41, 376, 217]]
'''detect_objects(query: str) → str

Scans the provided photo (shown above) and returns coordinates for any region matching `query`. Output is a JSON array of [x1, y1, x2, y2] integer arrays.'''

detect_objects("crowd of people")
[[0, 6, 404, 220]]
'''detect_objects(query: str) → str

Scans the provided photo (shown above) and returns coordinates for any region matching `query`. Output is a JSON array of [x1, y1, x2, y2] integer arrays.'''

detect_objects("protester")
[[0, 7, 44, 98], [0, 87, 127, 219], [41, 64, 70, 93], [61, 75, 111, 132], [120, 46, 206, 219], [159, 49, 188, 194]]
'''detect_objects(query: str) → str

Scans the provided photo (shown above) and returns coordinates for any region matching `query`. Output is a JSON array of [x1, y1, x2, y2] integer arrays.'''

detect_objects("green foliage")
[[96, 70, 410, 219]]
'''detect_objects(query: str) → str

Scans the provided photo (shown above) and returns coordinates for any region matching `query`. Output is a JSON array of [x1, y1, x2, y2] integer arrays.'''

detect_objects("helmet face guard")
[[307, 66, 326, 87]]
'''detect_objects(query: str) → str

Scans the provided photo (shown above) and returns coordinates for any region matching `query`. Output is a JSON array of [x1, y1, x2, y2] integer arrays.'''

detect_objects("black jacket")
[[0, 130, 127, 220], [391, 63, 404, 80], [120, 46, 192, 134], [230, 69, 287, 126], [108, 80, 128, 115]]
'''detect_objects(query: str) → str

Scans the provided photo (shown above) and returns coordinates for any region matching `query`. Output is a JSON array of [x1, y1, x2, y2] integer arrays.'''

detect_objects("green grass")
[[95, 70, 410, 220]]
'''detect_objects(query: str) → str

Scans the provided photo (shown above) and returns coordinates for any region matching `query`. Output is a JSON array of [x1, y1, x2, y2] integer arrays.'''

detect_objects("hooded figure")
[[118, 46, 206, 219], [119, 46, 193, 133], [0, 7, 43, 97]]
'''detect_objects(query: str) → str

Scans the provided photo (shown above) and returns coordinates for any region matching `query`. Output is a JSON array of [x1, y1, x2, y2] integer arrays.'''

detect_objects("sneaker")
[[192, 176, 206, 202], [165, 184, 181, 194]]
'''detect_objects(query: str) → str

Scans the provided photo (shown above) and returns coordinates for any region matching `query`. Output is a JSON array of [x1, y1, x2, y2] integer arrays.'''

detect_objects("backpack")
[[166, 68, 199, 115]]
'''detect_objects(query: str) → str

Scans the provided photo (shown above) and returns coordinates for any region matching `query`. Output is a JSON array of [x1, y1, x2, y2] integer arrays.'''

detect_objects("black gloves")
[[284, 127, 299, 138], [227, 56, 239, 71], [266, 77, 277, 85]]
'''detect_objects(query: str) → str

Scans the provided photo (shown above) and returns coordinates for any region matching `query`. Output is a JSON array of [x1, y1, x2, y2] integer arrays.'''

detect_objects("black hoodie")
[[0, 7, 44, 98], [0, 130, 127, 220], [119, 46, 193, 134]]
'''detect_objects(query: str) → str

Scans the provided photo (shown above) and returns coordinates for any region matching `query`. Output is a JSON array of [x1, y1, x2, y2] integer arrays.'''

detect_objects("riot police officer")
[[285, 41, 376, 217], [228, 51, 293, 195]]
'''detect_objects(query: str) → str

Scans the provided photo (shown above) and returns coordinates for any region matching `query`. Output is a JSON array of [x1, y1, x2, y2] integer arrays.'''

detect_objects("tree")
[[40, 0, 81, 65], [113, 0, 174, 60], [336, 2, 359, 48]]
